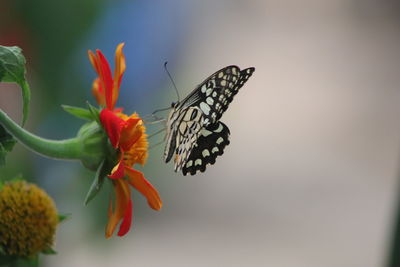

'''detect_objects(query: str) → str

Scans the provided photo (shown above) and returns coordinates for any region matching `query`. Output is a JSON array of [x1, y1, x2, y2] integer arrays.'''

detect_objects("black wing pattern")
[[182, 122, 230, 175], [177, 66, 255, 125], [164, 106, 205, 172], [164, 65, 255, 175]]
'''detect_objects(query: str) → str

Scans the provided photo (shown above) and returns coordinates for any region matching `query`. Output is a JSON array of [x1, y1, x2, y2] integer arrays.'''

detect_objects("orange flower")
[[88, 43, 162, 238]]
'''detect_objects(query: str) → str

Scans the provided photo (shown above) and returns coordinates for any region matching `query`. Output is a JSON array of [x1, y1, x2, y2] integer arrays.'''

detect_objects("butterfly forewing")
[[164, 65, 255, 175], [178, 66, 255, 125]]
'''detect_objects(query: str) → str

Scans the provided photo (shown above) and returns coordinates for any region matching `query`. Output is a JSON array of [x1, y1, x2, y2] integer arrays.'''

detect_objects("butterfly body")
[[164, 65, 255, 175]]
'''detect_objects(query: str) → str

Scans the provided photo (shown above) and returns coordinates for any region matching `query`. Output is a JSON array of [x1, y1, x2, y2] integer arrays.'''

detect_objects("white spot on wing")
[[195, 159, 202, 166], [186, 160, 193, 167], [179, 122, 187, 134], [202, 130, 212, 137], [212, 147, 219, 153], [200, 102, 210, 115], [215, 123, 224, 133], [216, 137, 224, 144], [202, 149, 210, 157], [206, 97, 214, 105]]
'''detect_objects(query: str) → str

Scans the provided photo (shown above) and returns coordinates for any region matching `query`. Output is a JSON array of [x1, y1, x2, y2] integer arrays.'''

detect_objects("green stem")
[[0, 109, 82, 160]]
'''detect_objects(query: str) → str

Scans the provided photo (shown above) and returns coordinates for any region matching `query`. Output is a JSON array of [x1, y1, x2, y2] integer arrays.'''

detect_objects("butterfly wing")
[[178, 66, 255, 124], [182, 121, 230, 176], [164, 106, 205, 172], [164, 65, 255, 175]]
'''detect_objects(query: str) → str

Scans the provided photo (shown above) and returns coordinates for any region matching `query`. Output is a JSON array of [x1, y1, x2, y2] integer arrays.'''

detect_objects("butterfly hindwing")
[[182, 121, 230, 176]]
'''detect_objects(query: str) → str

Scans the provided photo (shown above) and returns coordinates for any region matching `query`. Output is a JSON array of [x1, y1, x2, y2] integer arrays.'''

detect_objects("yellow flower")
[[0, 180, 59, 257]]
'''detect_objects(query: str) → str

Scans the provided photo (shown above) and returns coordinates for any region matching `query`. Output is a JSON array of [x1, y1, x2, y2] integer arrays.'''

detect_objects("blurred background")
[[1, 0, 400, 266]]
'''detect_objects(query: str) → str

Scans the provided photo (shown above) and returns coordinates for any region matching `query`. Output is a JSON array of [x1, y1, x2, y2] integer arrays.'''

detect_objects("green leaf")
[[41, 248, 57, 255], [84, 159, 107, 205], [0, 124, 16, 166], [86, 101, 101, 125], [58, 213, 71, 223], [62, 105, 92, 120], [0, 46, 31, 126]]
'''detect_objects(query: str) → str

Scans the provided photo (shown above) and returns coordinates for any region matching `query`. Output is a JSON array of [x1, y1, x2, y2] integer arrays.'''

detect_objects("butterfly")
[[163, 65, 255, 175]]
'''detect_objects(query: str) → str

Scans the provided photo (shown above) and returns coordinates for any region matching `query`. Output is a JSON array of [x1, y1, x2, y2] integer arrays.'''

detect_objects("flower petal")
[[92, 78, 106, 106], [112, 43, 126, 110], [105, 179, 131, 238], [108, 160, 125, 179], [125, 167, 162, 210], [88, 50, 101, 75], [96, 50, 114, 110], [117, 199, 132, 237], [100, 109, 127, 148], [119, 117, 142, 151]]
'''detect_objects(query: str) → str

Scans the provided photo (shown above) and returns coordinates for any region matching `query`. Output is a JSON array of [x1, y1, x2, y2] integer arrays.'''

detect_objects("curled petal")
[[100, 109, 127, 148], [108, 160, 125, 179], [106, 179, 131, 238], [125, 167, 162, 210]]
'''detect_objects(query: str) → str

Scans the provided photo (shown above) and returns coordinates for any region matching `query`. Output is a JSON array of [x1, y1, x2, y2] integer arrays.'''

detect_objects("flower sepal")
[[77, 120, 116, 172], [84, 159, 109, 205], [62, 105, 94, 121]]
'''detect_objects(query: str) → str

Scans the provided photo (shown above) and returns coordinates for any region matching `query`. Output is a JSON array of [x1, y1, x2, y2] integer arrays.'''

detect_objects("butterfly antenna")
[[164, 61, 180, 102]]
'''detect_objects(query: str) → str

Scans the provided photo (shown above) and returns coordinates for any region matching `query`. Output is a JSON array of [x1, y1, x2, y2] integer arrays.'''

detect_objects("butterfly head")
[[171, 101, 178, 108]]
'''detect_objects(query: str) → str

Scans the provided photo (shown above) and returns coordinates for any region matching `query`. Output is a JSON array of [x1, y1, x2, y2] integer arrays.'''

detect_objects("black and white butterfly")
[[163, 65, 255, 175]]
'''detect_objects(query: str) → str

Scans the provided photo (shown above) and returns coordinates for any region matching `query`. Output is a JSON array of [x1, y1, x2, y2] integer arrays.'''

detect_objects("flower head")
[[0, 180, 59, 257], [88, 43, 162, 238]]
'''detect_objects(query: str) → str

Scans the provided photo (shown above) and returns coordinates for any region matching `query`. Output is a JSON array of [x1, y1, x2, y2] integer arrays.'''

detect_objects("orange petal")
[[92, 78, 106, 106], [105, 179, 131, 238], [88, 50, 101, 75], [112, 43, 126, 110], [125, 167, 162, 210], [120, 118, 142, 151]]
